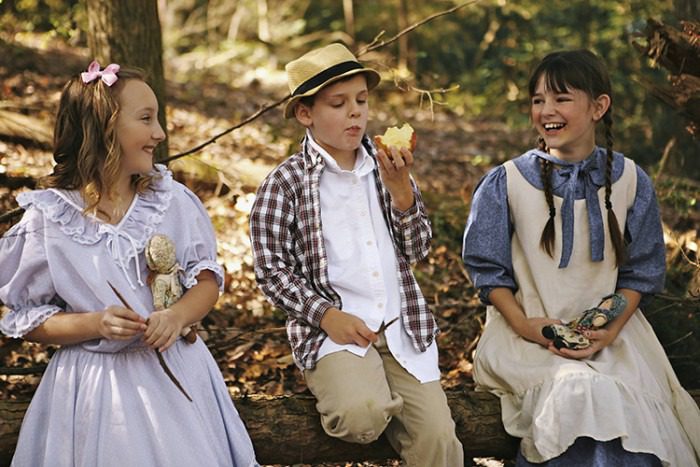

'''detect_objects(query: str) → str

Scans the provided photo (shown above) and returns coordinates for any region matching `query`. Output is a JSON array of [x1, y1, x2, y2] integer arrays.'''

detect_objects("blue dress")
[[0, 165, 259, 467]]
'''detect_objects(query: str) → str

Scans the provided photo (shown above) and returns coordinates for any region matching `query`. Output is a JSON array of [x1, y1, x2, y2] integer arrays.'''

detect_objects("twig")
[[664, 331, 693, 348], [0, 2, 481, 222], [211, 326, 287, 353], [356, 0, 482, 56], [0, 207, 23, 224], [654, 136, 676, 181], [162, 95, 289, 164], [0, 365, 47, 376]]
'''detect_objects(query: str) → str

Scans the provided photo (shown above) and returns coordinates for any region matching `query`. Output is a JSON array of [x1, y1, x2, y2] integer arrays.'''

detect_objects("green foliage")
[[0, 0, 86, 41], [295, 0, 695, 176]]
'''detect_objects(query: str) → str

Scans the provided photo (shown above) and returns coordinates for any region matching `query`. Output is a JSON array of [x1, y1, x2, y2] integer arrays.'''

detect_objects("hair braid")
[[539, 159, 556, 257], [603, 112, 625, 266]]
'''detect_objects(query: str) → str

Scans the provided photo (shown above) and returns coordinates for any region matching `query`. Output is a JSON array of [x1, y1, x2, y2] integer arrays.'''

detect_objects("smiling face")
[[115, 79, 165, 176], [294, 74, 369, 163], [530, 75, 610, 162]]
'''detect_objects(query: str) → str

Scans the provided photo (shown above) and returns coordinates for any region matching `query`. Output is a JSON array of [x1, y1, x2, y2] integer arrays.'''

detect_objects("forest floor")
[[0, 34, 698, 467]]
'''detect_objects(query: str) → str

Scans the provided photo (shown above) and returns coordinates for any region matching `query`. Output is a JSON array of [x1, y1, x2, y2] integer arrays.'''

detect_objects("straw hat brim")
[[284, 68, 380, 119]]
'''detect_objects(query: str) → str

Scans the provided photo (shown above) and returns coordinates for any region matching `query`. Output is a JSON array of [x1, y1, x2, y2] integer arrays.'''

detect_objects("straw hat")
[[284, 43, 381, 118]]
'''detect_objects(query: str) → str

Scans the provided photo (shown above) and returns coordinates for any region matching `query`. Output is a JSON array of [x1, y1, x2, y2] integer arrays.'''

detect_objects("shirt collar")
[[306, 129, 375, 176]]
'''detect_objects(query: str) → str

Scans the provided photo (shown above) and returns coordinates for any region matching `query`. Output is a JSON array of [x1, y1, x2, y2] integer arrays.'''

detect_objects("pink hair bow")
[[81, 60, 120, 86]]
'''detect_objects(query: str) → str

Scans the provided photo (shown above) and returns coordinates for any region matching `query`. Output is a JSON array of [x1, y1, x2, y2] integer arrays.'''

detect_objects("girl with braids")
[[463, 49, 699, 466], [0, 61, 258, 466]]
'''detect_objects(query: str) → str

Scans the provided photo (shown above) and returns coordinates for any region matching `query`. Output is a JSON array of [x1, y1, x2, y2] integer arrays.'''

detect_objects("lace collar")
[[17, 165, 173, 250]]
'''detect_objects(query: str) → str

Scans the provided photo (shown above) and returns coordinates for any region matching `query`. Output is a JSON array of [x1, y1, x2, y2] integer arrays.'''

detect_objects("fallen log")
[[1, 390, 698, 466], [0, 390, 515, 466]]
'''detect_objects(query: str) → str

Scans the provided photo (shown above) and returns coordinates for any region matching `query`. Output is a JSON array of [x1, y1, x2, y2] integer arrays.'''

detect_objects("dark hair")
[[296, 73, 368, 113], [43, 66, 155, 217], [528, 49, 625, 266]]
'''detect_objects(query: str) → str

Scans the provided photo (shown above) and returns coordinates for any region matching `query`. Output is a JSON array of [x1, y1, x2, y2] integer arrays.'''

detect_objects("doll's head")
[[145, 234, 178, 273]]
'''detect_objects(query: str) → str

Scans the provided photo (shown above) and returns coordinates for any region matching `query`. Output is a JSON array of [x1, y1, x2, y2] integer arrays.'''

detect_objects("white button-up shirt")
[[309, 133, 439, 383]]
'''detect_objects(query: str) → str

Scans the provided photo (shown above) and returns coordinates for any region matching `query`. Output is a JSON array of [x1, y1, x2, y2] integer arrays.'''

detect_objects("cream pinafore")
[[473, 158, 700, 466]]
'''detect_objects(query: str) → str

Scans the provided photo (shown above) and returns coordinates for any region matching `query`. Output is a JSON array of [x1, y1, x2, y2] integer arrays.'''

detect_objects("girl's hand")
[[549, 328, 617, 359], [144, 308, 185, 352], [376, 147, 415, 211], [99, 305, 147, 340], [320, 307, 378, 347], [517, 317, 563, 347]]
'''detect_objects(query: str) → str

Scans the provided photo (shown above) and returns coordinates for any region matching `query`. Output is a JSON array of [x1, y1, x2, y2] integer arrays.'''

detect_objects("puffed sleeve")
[[173, 186, 225, 292], [0, 208, 63, 338], [462, 165, 517, 304], [617, 165, 665, 298]]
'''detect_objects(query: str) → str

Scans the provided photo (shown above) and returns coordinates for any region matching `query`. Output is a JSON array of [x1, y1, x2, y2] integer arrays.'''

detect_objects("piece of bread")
[[374, 123, 416, 153]]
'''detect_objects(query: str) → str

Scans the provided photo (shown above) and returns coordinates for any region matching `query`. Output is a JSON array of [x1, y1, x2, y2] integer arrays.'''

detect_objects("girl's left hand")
[[144, 308, 185, 352], [549, 328, 616, 359], [376, 147, 415, 211]]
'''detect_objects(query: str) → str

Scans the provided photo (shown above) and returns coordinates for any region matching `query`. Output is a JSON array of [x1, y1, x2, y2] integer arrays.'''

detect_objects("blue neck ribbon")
[[535, 151, 606, 269]]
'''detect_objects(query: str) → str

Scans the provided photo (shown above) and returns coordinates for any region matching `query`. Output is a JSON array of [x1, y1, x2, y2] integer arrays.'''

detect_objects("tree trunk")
[[634, 19, 700, 136], [257, 0, 271, 43], [1, 390, 698, 465], [343, 0, 355, 44], [397, 0, 410, 72], [84, 0, 168, 162], [0, 390, 517, 466]]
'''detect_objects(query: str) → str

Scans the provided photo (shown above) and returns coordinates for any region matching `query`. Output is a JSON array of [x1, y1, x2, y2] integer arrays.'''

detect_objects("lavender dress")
[[0, 165, 258, 467]]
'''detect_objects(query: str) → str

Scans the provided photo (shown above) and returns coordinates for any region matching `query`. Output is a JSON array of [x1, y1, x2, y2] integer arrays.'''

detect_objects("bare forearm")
[[170, 270, 219, 326], [488, 287, 558, 346], [607, 288, 642, 337], [25, 312, 102, 345], [488, 287, 527, 333]]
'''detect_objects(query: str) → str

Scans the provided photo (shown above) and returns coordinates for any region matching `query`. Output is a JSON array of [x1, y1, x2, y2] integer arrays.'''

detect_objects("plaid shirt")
[[250, 135, 438, 369]]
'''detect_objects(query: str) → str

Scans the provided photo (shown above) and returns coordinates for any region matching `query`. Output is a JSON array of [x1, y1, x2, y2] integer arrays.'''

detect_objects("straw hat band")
[[292, 61, 365, 96]]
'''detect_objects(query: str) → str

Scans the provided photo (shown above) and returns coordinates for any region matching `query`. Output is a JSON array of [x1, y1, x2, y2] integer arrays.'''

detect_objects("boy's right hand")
[[320, 307, 378, 347], [98, 305, 147, 340]]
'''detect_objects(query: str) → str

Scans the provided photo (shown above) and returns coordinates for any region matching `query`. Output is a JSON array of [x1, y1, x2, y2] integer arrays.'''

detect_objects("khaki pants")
[[305, 334, 464, 467]]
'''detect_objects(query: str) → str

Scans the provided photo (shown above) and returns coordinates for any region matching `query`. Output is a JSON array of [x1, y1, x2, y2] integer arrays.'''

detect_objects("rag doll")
[[145, 234, 197, 343], [542, 293, 628, 350]]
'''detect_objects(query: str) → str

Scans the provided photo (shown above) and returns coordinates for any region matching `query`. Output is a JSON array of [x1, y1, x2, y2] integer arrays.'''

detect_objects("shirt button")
[[366, 240, 373, 246], [372, 271, 379, 277], [377, 303, 384, 309]]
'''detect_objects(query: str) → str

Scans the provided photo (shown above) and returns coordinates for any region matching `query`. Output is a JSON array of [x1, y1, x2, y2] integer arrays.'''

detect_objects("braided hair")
[[528, 50, 625, 266]]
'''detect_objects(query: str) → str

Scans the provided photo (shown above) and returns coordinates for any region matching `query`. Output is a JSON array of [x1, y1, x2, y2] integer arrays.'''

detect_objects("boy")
[[249, 43, 463, 466]]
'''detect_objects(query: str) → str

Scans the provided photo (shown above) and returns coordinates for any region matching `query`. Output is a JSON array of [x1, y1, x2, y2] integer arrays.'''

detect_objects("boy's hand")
[[144, 308, 186, 352], [376, 146, 415, 211], [320, 307, 378, 347], [99, 305, 147, 340]]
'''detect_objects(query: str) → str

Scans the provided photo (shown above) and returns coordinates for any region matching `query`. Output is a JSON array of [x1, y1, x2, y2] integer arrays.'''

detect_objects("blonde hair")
[[43, 66, 155, 219]]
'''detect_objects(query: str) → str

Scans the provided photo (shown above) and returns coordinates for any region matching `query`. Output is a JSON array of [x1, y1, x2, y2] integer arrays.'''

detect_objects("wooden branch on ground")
[[0, 390, 516, 466], [0, 110, 52, 148], [1, 389, 698, 466]]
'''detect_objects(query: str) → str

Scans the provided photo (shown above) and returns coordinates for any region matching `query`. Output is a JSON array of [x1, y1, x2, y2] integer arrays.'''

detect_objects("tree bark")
[[635, 19, 700, 136], [0, 390, 517, 466], [1, 390, 698, 465], [343, 0, 355, 43], [84, 0, 168, 162]]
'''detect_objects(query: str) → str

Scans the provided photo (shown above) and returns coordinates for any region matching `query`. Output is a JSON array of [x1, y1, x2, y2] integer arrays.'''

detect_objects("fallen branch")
[[1, 389, 698, 465], [0, 389, 516, 466], [357, 0, 481, 56]]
